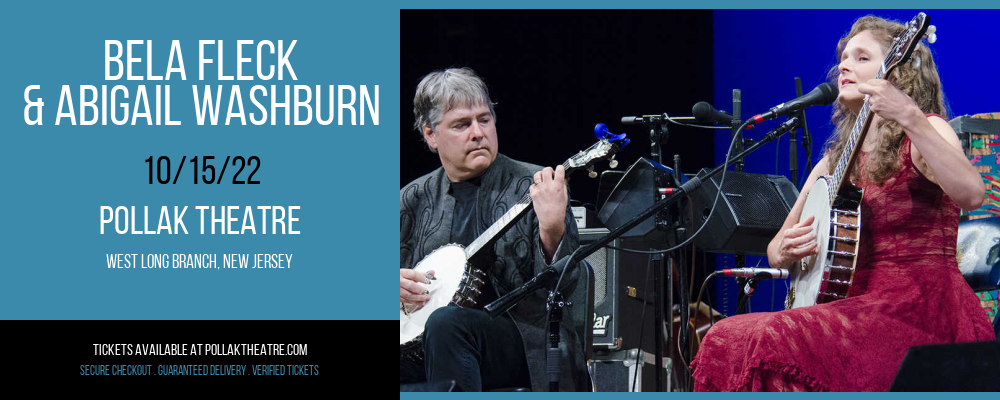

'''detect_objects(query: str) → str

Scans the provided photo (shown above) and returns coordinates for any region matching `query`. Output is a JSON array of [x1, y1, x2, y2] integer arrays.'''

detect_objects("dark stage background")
[[400, 9, 1000, 322], [400, 10, 716, 202], [400, 12, 721, 355]]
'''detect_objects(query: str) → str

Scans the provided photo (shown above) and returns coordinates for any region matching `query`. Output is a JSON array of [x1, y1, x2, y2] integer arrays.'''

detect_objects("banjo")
[[786, 13, 935, 309], [400, 124, 628, 359]]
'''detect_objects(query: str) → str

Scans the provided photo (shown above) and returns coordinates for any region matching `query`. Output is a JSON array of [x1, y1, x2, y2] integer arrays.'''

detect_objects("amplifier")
[[581, 228, 668, 353]]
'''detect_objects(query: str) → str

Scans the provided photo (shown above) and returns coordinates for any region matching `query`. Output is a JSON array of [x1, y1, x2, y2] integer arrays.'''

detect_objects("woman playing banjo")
[[691, 15, 994, 391]]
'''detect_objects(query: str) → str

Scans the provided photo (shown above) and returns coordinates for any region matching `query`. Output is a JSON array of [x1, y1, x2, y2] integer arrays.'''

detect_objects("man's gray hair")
[[412, 68, 497, 152]]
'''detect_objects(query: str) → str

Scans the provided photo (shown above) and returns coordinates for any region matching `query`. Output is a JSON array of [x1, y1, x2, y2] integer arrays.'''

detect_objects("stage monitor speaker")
[[687, 170, 798, 255], [889, 340, 1000, 391], [596, 170, 625, 214], [582, 228, 669, 353], [597, 158, 686, 239], [589, 349, 672, 392]]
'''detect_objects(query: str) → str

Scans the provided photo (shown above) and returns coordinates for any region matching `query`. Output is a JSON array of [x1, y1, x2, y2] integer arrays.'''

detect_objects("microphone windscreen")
[[817, 82, 838, 105], [692, 101, 714, 123]]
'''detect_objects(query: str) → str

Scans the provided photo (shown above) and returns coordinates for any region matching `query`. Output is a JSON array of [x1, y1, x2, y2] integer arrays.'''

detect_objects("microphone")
[[720, 267, 789, 280], [621, 114, 666, 125], [692, 101, 734, 126], [750, 82, 838, 124]]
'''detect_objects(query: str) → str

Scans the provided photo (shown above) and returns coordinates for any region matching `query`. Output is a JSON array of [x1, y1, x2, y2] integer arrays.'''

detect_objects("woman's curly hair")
[[824, 15, 947, 184]]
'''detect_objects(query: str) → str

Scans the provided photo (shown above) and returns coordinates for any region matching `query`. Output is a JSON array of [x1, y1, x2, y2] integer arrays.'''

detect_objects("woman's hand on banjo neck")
[[400, 269, 435, 312], [859, 79, 984, 211]]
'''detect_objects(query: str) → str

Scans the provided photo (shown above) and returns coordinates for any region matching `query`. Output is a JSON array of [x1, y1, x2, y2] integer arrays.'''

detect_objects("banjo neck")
[[828, 94, 878, 204], [463, 159, 572, 262], [463, 127, 629, 262]]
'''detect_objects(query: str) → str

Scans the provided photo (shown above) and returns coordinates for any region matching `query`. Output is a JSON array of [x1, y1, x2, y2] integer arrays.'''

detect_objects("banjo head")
[[400, 244, 471, 347], [789, 176, 833, 309]]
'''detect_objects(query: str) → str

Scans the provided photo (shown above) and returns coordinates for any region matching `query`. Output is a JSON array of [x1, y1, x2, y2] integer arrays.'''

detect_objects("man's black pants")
[[399, 306, 531, 391]]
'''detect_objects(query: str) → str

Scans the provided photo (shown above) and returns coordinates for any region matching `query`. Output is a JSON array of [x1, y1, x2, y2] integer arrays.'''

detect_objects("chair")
[[955, 217, 1000, 339]]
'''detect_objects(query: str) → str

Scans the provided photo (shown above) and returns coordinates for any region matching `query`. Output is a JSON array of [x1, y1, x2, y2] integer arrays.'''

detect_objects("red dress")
[[691, 136, 995, 391]]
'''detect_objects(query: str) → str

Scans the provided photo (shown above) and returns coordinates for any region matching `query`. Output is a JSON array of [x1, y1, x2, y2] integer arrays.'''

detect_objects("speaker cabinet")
[[687, 170, 798, 255], [580, 228, 624, 350], [581, 228, 668, 353]]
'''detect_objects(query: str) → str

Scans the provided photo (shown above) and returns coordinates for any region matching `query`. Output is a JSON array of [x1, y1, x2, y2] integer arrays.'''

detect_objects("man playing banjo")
[[399, 68, 586, 391]]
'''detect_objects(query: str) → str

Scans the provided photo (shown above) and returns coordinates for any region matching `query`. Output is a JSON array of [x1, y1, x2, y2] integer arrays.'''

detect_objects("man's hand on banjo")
[[400, 269, 436, 313], [531, 165, 568, 263]]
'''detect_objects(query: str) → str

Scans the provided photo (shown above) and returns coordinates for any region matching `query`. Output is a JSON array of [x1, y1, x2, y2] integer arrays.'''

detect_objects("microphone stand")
[[647, 117, 668, 392], [671, 153, 688, 392], [547, 289, 567, 392], [731, 89, 748, 316], [484, 116, 801, 391], [800, 113, 814, 184], [792, 77, 815, 186], [736, 275, 759, 314], [638, 116, 669, 167], [731, 89, 744, 170], [592, 113, 673, 391], [790, 78, 802, 185]]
